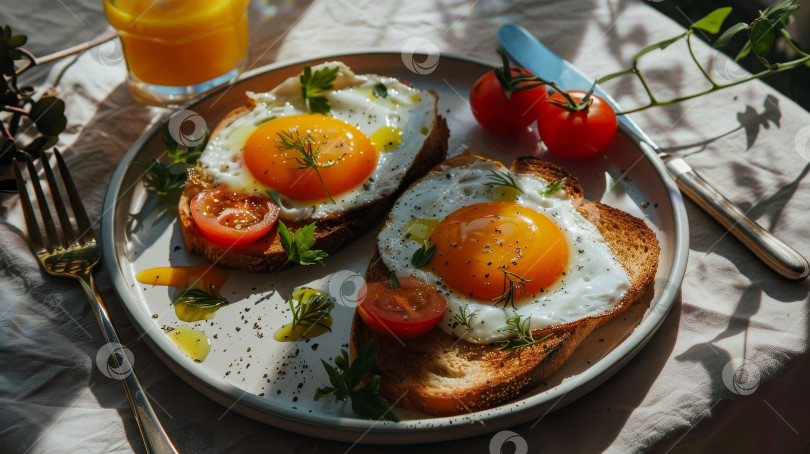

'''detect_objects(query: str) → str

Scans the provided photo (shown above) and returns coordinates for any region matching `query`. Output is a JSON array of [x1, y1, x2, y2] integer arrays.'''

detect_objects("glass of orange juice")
[[103, 0, 249, 106]]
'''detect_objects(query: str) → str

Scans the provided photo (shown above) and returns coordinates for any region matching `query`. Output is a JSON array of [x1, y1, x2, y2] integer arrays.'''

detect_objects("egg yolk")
[[242, 114, 378, 202], [429, 202, 568, 302]]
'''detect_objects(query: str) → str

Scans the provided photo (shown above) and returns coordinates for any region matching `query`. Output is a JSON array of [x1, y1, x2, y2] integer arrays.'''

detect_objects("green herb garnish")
[[499, 313, 553, 352], [492, 268, 531, 309], [389, 272, 401, 290], [484, 170, 523, 194], [542, 178, 566, 197], [453, 304, 477, 331], [299, 65, 339, 115], [265, 189, 281, 206], [373, 82, 388, 99], [172, 283, 229, 310], [411, 243, 436, 268], [276, 130, 340, 203], [131, 123, 208, 196], [278, 220, 328, 268], [288, 287, 334, 333], [314, 340, 398, 422]]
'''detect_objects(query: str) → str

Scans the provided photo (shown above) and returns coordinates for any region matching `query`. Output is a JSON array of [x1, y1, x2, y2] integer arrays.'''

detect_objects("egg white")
[[197, 62, 437, 220], [377, 160, 632, 344]]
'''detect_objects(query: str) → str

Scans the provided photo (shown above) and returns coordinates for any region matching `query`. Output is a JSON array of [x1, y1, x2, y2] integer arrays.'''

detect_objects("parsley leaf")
[[265, 189, 281, 206], [278, 220, 328, 268], [373, 82, 388, 98], [314, 340, 398, 422], [300, 65, 339, 115]]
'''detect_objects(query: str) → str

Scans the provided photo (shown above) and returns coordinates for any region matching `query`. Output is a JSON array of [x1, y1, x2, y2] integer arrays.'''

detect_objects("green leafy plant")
[[278, 220, 328, 268], [130, 123, 208, 196], [314, 340, 399, 422], [300, 65, 339, 115], [0, 25, 67, 192], [501, 0, 809, 114], [499, 313, 552, 352]]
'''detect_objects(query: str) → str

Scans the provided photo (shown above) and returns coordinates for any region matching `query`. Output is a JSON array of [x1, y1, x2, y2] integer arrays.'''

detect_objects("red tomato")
[[190, 188, 280, 246], [536, 90, 617, 160], [470, 68, 547, 134], [358, 276, 447, 339]]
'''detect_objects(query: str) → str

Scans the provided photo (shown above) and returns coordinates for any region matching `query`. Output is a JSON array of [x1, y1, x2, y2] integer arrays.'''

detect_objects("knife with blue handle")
[[499, 24, 809, 280]]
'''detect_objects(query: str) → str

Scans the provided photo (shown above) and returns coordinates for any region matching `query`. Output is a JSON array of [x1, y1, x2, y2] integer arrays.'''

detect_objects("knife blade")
[[499, 24, 809, 280]]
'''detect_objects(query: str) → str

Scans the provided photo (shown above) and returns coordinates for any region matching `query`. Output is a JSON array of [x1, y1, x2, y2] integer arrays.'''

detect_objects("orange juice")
[[103, 0, 249, 87]]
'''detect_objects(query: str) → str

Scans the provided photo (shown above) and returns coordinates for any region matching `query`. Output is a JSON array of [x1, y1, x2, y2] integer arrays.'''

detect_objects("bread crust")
[[177, 91, 449, 273], [351, 154, 660, 416]]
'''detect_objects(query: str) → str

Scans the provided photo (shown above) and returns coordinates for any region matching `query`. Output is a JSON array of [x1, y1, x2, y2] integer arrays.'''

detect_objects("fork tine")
[[42, 151, 77, 245], [12, 158, 46, 252], [25, 157, 62, 250], [54, 149, 95, 243]]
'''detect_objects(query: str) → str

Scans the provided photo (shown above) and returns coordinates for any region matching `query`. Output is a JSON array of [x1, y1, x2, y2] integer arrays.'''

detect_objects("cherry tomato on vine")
[[190, 188, 280, 246], [470, 67, 547, 134], [358, 276, 447, 339], [536, 90, 618, 160]]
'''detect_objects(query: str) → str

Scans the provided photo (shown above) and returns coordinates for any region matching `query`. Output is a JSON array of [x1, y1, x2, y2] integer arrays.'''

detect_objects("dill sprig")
[[484, 170, 523, 194], [276, 130, 341, 203]]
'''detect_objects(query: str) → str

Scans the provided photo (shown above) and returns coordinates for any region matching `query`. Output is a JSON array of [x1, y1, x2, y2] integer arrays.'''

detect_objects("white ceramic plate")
[[101, 52, 689, 444]]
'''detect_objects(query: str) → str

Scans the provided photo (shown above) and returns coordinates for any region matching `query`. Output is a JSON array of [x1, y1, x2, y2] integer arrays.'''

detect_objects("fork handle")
[[76, 269, 179, 454]]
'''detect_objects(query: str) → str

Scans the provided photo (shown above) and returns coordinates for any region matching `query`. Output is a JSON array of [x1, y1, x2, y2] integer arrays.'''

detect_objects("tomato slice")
[[190, 188, 280, 246], [357, 276, 447, 339]]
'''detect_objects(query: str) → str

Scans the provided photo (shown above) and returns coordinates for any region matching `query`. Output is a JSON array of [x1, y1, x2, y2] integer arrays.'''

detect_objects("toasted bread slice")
[[350, 154, 659, 416], [177, 88, 449, 273]]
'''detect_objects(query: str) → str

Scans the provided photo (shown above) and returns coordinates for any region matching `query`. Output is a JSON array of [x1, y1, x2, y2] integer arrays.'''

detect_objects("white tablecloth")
[[3, 0, 810, 452]]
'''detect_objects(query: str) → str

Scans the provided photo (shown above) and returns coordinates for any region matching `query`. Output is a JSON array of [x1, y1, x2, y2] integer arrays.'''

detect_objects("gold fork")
[[13, 150, 178, 454]]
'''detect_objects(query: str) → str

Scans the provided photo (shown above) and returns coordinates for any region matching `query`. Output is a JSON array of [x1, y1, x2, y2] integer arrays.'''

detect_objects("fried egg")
[[377, 159, 632, 344], [197, 62, 437, 220]]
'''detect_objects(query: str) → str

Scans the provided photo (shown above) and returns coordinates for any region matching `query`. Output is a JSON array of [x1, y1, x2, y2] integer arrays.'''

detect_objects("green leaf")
[[713, 22, 748, 48], [30, 97, 67, 136], [411, 243, 436, 268], [130, 158, 187, 195], [735, 41, 752, 61], [278, 221, 294, 256], [542, 178, 567, 197], [265, 189, 281, 206], [484, 170, 523, 194], [350, 375, 399, 422], [761, 0, 800, 25], [8, 34, 26, 48], [300, 65, 339, 114], [389, 272, 401, 290], [749, 18, 775, 60], [634, 33, 686, 62], [348, 340, 376, 390], [691, 7, 733, 34], [24, 136, 57, 154], [278, 221, 328, 267], [373, 82, 388, 99]]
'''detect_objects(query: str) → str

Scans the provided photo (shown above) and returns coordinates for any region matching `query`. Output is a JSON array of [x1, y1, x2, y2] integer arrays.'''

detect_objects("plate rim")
[[101, 50, 689, 444]]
